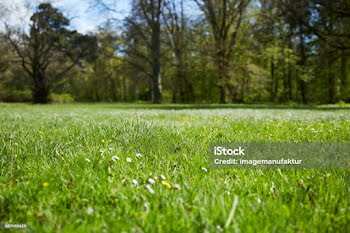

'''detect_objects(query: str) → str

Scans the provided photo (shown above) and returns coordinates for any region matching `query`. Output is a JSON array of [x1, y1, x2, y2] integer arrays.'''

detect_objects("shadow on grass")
[[2, 102, 349, 111], [98, 103, 350, 111]]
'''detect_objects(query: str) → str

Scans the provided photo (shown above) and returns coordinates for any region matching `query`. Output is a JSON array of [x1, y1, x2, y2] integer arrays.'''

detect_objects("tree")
[[163, 0, 194, 102], [194, 0, 250, 103], [124, 0, 164, 104], [5, 3, 97, 103]]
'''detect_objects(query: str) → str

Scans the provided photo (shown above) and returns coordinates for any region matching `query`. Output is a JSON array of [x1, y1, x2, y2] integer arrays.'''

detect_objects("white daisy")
[[160, 174, 166, 180], [132, 179, 138, 185], [111, 156, 120, 162], [126, 157, 132, 163], [86, 206, 94, 215], [85, 158, 91, 163], [146, 184, 155, 194], [148, 178, 155, 184], [136, 153, 143, 158]]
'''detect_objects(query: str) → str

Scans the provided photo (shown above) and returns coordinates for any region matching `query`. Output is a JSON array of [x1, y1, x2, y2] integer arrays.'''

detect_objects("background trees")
[[4, 3, 96, 103], [0, 0, 349, 104]]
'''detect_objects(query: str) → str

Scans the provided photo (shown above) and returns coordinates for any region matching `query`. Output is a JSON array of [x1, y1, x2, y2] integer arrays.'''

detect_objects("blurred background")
[[0, 0, 349, 104]]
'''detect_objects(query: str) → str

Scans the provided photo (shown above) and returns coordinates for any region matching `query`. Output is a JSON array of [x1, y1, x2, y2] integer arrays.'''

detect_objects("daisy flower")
[[146, 184, 155, 194], [132, 179, 138, 185], [147, 178, 155, 184]]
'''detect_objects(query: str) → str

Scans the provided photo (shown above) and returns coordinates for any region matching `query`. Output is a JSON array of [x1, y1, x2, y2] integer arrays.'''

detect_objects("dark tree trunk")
[[270, 58, 275, 101], [298, 30, 307, 104], [110, 77, 117, 102], [217, 55, 228, 103], [288, 63, 292, 101], [340, 49, 347, 100], [151, 23, 162, 104], [32, 73, 49, 104]]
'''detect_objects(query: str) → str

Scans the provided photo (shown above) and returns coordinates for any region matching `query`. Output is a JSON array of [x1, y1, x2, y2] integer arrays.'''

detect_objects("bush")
[[49, 93, 74, 103], [0, 90, 32, 102], [337, 100, 350, 107]]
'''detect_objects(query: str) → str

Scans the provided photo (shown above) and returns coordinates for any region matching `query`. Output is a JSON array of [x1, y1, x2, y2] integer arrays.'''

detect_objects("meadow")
[[0, 103, 350, 232]]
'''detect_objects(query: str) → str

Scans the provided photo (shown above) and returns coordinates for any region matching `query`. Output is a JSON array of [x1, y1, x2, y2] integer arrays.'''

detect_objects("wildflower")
[[9, 135, 14, 139], [108, 139, 112, 143], [126, 157, 132, 163], [216, 225, 223, 232], [85, 158, 91, 163], [270, 182, 275, 194], [42, 182, 49, 187], [153, 176, 158, 180], [147, 178, 155, 184], [257, 197, 261, 204], [162, 180, 172, 189], [146, 184, 155, 194], [101, 139, 105, 143], [174, 184, 181, 190], [111, 156, 120, 162], [132, 179, 138, 185], [201, 167, 208, 172], [160, 174, 166, 180], [86, 206, 94, 215], [136, 153, 143, 158]]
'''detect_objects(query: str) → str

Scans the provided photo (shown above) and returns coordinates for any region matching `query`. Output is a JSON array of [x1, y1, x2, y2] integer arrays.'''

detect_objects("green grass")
[[1, 103, 350, 233]]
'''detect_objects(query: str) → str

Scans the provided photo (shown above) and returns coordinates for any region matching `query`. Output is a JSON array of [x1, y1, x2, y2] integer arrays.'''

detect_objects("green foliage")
[[48, 93, 74, 103], [0, 89, 32, 102]]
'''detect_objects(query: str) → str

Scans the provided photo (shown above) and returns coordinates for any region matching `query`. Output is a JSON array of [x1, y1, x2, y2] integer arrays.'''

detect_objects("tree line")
[[0, 0, 349, 104]]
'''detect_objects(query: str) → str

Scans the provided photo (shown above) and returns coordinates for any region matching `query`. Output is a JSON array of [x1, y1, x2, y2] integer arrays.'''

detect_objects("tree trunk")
[[32, 73, 49, 104], [288, 62, 292, 101], [217, 55, 228, 103], [340, 49, 348, 101], [151, 22, 162, 104], [110, 77, 117, 102], [298, 30, 307, 104], [270, 58, 275, 101]]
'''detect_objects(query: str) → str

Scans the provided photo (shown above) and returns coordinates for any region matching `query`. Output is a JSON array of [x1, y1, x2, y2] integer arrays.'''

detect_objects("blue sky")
[[1, 0, 200, 33], [1, 0, 132, 33]]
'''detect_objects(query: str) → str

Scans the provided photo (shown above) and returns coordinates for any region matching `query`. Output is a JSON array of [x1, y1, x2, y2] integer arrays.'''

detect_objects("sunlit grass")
[[0, 103, 349, 232]]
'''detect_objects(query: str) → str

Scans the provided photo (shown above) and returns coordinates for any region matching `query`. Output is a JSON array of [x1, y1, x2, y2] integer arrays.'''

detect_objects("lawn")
[[0, 103, 349, 232]]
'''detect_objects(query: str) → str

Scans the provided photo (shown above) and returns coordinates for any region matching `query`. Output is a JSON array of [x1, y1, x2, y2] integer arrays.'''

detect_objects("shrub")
[[0, 90, 32, 102], [49, 93, 74, 103]]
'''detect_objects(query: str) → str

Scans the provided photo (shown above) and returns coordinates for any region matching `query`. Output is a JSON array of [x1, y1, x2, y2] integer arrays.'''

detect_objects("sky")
[[0, 0, 132, 33]]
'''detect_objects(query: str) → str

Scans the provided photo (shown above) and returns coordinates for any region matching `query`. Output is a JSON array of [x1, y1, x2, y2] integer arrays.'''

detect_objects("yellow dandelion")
[[101, 139, 105, 143], [42, 182, 49, 187], [161, 180, 172, 189], [108, 139, 112, 143]]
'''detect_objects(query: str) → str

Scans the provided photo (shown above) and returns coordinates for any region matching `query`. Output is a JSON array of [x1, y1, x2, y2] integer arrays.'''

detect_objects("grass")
[[0, 103, 350, 233]]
